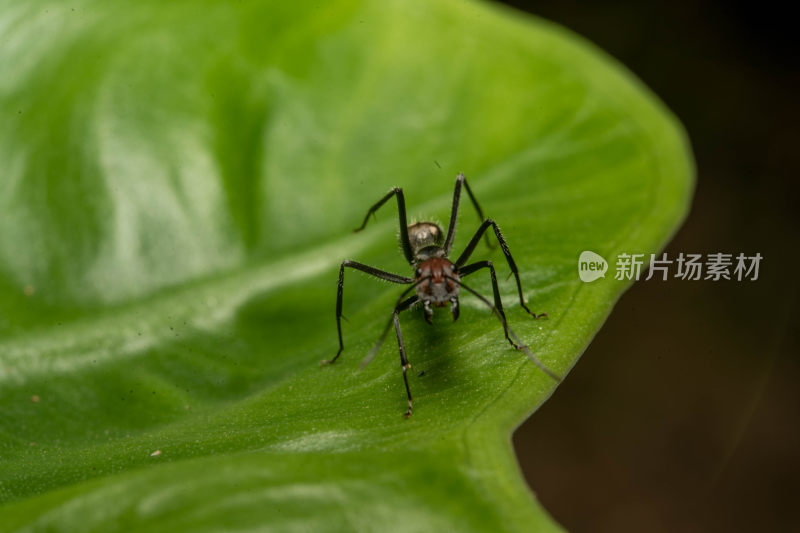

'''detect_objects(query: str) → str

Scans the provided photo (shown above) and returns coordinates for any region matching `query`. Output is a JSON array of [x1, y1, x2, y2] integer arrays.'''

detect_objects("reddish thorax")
[[415, 257, 459, 307]]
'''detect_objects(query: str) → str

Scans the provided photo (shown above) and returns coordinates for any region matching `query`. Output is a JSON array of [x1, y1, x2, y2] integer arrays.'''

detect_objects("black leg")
[[452, 263, 520, 350], [353, 187, 414, 264], [454, 218, 546, 318], [443, 173, 494, 256], [392, 297, 417, 418], [459, 260, 547, 320], [446, 275, 561, 382], [360, 279, 429, 369], [324, 260, 413, 365], [358, 290, 422, 417]]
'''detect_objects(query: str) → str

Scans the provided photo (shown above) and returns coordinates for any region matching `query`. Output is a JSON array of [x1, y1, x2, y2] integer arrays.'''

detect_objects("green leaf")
[[0, 0, 693, 531]]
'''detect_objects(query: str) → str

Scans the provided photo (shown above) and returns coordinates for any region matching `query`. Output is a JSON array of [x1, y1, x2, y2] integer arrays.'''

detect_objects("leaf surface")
[[0, 0, 693, 531]]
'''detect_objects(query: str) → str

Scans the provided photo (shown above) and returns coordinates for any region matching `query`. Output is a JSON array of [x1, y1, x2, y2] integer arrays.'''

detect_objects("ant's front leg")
[[391, 296, 419, 418], [456, 261, 519, 350], [324, 260, 412, 366], [455, 219, 547, 319]]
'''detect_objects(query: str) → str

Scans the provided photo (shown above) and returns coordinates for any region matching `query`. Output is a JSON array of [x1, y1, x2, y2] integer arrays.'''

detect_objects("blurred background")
[[504, 1, 799, 532]]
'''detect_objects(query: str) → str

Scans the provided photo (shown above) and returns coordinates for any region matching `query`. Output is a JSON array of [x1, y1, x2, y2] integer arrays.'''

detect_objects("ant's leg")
[[443, 174, 493, 256], [454, 219, 546, 318], [324, 260, 413, 366], [460, 260, 547, 319], [360, 281, 427, 368], [457, 261, 518, 349], [353, 187, 414, 264], [446, 275, 561, 382], [392, 296, 419, 418]]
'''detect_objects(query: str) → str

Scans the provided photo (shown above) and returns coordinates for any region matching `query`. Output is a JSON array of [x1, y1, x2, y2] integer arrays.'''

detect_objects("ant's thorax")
[[413, 250, 459, 307]]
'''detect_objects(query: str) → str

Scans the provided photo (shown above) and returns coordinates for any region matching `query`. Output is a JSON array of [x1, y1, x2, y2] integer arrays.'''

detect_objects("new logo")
[[578, 251, 608, 282]]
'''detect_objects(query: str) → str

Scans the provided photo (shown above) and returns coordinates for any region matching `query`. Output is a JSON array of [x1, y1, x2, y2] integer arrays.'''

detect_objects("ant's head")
[[407, 222, 443, 254]]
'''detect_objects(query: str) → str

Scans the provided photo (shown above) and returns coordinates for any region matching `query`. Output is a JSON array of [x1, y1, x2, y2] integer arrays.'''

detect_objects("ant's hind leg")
[[353, 188, 414, 265], [443, 174, 494, 255]]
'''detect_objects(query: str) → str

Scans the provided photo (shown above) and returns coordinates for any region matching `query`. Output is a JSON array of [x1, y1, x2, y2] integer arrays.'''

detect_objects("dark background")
[[502, 2, 800, 532]]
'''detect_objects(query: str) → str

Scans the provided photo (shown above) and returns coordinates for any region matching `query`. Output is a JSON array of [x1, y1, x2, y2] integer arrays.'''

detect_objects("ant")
[[323, 173, 560, 417]]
